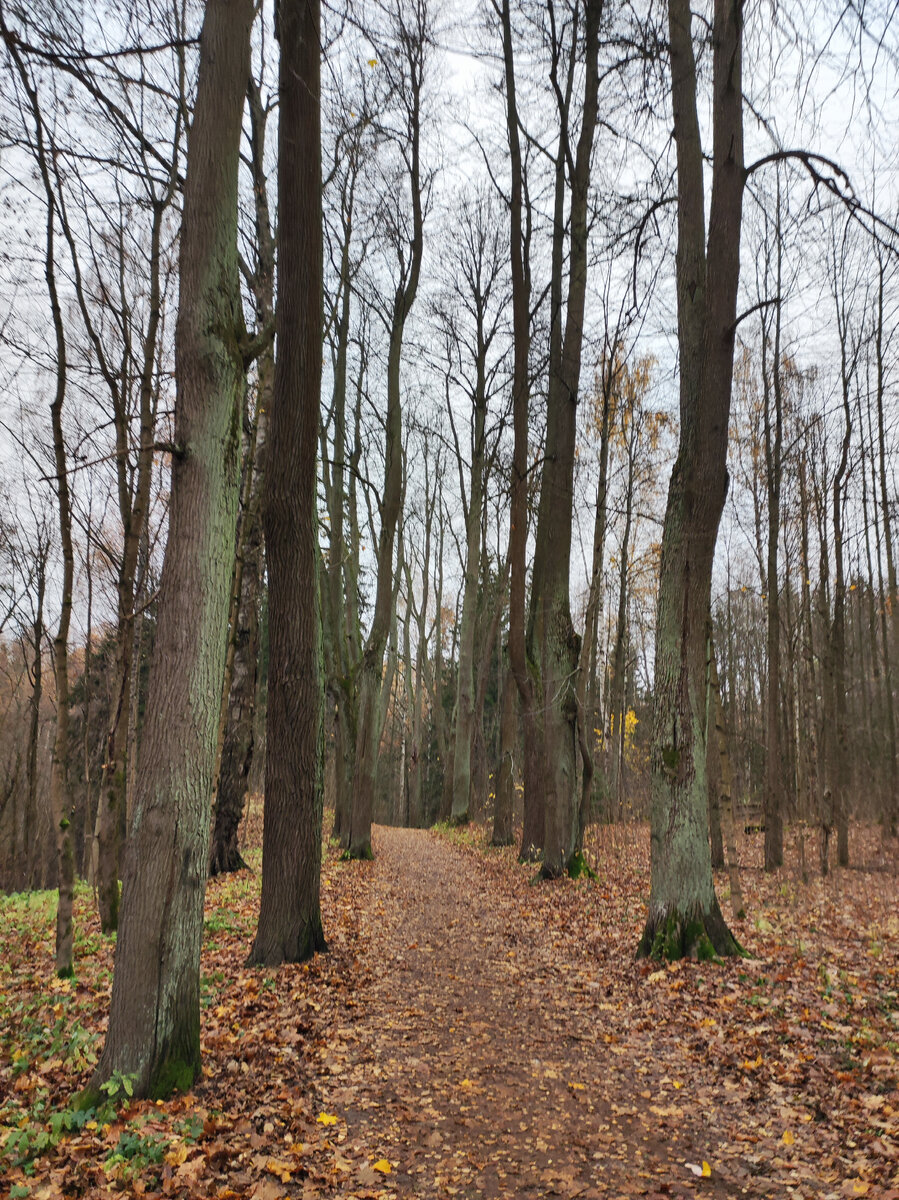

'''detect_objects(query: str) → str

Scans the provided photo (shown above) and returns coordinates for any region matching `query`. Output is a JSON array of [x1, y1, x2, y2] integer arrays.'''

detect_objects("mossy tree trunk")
[[85, 0, 253, 1099], [639, 0, 744, 961], [249, 0, 327, 964]]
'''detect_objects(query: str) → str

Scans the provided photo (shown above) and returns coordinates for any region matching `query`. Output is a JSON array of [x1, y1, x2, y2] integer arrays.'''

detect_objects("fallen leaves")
[[1, 815, 897, 1199]]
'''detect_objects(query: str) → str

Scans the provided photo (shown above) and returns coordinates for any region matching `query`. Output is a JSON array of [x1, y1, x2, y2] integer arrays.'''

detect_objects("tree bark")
[[526, 0, 600, 878], [492, 663, 518, 846], [761, 200, 785, 870], [85, 0, 252, 1100], [639, 0, 743, 960], [249, 0, 327, 964]]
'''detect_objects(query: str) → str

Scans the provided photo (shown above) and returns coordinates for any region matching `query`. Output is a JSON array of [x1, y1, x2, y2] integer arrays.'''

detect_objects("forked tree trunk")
[[249, 0, 326, 964], [639, 0, 743, 960], [84, 0, 253, 1100]]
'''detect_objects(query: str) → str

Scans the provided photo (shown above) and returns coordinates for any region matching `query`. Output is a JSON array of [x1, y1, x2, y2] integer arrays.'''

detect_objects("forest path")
[[310, 825, 740, 1199]]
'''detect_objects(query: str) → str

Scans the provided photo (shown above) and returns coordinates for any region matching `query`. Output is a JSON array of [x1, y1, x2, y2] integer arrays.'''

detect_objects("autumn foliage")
[[1, 807, 897, 1198]]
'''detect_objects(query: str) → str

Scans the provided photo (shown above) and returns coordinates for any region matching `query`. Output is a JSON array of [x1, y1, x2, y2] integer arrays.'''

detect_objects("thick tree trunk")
[[639, 0, 743, 960], [250, 0, 326, 963], [84, 0, 252, 1100]]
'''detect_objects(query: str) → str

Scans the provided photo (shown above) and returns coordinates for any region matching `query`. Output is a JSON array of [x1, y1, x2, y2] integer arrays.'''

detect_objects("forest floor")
[[1, 814, 898, 1199]]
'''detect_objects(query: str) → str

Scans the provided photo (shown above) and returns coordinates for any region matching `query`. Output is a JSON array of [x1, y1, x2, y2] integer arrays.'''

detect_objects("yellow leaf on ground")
[[265, 1158, 293, 1182], [568, 1081, 585, 1090], [316, 1113, 338, 1126], [165, 1142, 188, 1167], [372, 1158, 392, 1173], [702, 1161, 712, 1177], [782, 1129, 795, 1146]]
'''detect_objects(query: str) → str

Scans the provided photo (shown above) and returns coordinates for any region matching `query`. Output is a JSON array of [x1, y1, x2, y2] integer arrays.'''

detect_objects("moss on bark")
[[637, 900, 744, 962]]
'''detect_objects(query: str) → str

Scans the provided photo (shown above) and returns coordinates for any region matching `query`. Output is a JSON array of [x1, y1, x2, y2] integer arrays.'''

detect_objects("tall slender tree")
[[249, 0, 327, 963], [346, 0, 428, 859]]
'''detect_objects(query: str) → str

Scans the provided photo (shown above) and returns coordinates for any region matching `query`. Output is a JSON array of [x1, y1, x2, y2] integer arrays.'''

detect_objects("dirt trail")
[[311, 827, 740, 1199]]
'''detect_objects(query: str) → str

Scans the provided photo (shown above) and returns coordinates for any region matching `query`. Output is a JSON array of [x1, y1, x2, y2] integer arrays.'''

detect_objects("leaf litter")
[[0, 811, 897, 1198]]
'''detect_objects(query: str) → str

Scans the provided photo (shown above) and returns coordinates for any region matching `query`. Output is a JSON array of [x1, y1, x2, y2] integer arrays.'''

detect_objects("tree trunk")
[[708, 632, 744, 916], [874, 253, 899, 838], [85, 0, 253, 1100], [249, 0, 326, 964], [209, 397, 265, 876], [762, 201, 785, 870], [638, 0, 743, 960], [575, 353, 615, 849], [347, 9, 425, 858], [22, 560, 46, 891], [492, 664, 518, 846]]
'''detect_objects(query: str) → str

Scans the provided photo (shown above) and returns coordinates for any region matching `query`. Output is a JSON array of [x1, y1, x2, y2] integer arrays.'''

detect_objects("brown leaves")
[[2, 817, 898, 1197]]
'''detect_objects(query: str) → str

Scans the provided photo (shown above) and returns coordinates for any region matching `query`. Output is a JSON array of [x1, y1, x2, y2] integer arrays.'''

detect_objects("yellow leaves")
[[264, 1157, 294, 1183], [685, 1161, 712, 1177], [741, 1054, 763, 1071], [316, 1112, 338, 1126], [165, 1142, 189, 1167], [782, 1129, 795, 1146], [372, 1158, 393, 1173], [568, 1081, 585, 1091], [460, 1078, 473, 1089]]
